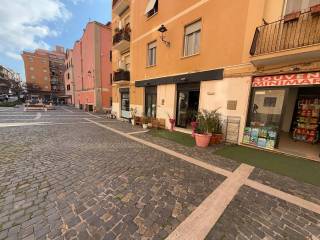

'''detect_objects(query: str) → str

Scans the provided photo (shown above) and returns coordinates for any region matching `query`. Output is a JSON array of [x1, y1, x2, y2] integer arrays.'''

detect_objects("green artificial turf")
[[149, 129, 195, 147], [215, 145, 320, 186]]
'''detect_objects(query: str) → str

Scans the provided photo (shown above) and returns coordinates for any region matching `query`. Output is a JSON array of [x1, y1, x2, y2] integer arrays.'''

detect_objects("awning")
[[145, 0, 157, 15]]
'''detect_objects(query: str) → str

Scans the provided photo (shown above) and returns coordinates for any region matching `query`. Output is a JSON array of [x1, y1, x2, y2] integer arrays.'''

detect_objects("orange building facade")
[[112, 0, 320, 161], [22, 46, 65, 102], [72, 21, 113, 112]]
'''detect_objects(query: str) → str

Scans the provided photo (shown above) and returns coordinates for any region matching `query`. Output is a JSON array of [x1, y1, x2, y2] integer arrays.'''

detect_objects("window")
[[44, 77, 48, 81], [184, 20, 201, 57], [29, 57, 33, 62], [109, 51, 112, 62], [67, 84, 71, 91], [43, 69, 47, 73], [145, 0, 158, 18], [30, 67, 34, 71], [110, 73, 113, 85], [110, 97, 112, 107], [263, 97, 277, 107], [31, 75, 35, 80], [67, 73, 70, 79], [285, 0, 320, 14], [147, 41, 157, 67]]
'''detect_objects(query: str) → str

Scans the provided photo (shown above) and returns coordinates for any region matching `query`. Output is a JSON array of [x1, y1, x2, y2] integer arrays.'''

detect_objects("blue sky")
[[0, 0, 112, 81]]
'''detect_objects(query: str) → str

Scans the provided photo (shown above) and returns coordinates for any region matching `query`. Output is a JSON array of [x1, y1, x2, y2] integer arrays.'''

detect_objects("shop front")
[[120, 88, 130, 118], [244, 72, 320, 161]]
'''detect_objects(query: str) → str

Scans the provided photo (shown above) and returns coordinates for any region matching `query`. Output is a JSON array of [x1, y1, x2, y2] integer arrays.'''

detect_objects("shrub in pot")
[[142, 116, 149, 129], [194, 110, 216, 148], [211, 114, 223, 145], [130, 107, 137, 126], [187, 110, 198, 137]]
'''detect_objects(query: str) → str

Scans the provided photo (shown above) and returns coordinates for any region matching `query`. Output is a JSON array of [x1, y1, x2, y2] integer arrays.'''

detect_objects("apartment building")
[[112, 0, 132, 118], [112, 0, 320, 161], [22, 46, 65, 102], [0, 65, 21, 95], [64, 49, 75, 105], [73, 21, 113, 112]]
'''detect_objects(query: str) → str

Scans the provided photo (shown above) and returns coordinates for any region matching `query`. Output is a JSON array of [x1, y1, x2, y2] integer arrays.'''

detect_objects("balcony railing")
[[113, 28, 131, 46], [250, 8, 320, 56], [114, 70, 130, 82], [50, 78, 58, 85]]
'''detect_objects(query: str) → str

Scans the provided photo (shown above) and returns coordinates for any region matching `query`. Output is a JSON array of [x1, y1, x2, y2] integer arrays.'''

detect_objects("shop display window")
[[243, 89, 286, 149]]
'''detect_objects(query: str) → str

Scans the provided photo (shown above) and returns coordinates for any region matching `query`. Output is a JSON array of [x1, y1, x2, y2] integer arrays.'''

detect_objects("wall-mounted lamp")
[[158, 24, 170, 47]]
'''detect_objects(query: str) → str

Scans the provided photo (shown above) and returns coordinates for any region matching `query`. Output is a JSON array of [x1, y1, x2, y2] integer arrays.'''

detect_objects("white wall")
[[156, 84, 177, 128], [199, 77, 252, 143]]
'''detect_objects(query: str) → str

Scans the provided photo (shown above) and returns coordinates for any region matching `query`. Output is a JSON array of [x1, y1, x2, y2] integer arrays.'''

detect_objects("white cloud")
[[0, 0, 72, 60]]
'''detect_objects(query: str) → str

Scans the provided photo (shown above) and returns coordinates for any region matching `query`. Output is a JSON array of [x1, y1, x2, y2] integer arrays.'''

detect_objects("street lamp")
[[158, 24, 170, 47]]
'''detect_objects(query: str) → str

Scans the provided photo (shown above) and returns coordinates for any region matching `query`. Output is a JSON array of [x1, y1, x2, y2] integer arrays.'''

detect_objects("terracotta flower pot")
[[210, 134, 223, 145], [169, 118, 176, 132], [195, 133, 212, 148]]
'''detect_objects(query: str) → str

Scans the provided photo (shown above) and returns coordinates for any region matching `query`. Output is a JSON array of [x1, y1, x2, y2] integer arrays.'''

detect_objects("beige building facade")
[[112, 0, 320, 161]]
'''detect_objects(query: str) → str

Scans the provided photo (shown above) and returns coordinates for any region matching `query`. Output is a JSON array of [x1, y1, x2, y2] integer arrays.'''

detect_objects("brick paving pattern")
[[206, 186, 320, 240], [134, 132, 240, 172], [0, 121, 224, 239], [250, 168, 320, 205]]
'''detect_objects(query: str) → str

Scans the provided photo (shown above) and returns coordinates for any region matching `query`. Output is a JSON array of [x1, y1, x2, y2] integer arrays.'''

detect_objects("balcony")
[[50, 78, 58, 85], [113, 27, 131, 52], [112, 0, 130, 16], [250, 7, 320, 66], [113, 70, 130, 83]]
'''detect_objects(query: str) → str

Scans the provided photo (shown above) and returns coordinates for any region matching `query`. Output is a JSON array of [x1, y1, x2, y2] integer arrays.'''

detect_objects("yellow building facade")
[[112, 0, 320, 161]]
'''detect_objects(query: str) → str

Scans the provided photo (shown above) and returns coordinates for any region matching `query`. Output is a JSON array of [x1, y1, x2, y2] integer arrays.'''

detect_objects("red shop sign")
[[252, 72, 320, 87]]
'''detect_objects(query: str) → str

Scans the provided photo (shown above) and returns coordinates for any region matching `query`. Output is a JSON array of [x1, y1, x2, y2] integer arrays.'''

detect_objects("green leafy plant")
[[130, 107, 137, 118], [196, 109, 218, 134]]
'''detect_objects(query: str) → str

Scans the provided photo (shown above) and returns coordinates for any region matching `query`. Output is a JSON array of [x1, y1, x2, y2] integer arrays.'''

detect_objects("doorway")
[[120, 89, 130, 118], [176, 83, 200, 128], [145, 86, 157, 118]]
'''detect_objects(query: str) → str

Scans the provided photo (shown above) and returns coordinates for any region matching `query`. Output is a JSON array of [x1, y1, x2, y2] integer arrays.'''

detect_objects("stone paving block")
[[205, 186, 320, 240]]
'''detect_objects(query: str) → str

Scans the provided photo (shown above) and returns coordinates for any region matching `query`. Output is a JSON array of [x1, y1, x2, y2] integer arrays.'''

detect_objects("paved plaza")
[[0, 106, 319, 240]]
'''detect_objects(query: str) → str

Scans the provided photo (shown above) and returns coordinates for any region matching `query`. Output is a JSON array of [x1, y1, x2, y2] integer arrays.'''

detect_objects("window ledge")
[[181, 53, 200, 59], [146, 64, 157, 68]]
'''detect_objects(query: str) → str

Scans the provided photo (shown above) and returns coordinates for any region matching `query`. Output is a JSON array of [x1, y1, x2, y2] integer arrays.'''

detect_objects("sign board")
[[252, 72, 320, 87]]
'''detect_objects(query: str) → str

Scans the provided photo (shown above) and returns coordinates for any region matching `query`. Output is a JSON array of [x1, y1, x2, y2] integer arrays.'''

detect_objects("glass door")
[[145, 86, 157, 118], [176, 91, 189, 128], [121, 92, 130, 118]]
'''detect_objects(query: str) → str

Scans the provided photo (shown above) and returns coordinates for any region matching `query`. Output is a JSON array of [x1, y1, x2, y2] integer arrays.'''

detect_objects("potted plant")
[[167, 113, 175, 132], [194, 110, 215, 148], [211, 113, 224, 145], [130, 107, 137, 126], [187, 110, 198, 137], [142, 115, 149, 129]]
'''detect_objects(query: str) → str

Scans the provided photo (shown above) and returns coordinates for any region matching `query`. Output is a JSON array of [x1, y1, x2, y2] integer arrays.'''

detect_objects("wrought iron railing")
[[250, 9, 320, 56], [113, 28, 131, 45], [114, 70, 130, 82]]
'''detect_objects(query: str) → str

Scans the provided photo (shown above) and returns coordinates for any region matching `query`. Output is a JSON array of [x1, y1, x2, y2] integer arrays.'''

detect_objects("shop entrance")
[[278, 87, 320, 160], [176, 83, 200, 128], [244, 85, 320, 161]]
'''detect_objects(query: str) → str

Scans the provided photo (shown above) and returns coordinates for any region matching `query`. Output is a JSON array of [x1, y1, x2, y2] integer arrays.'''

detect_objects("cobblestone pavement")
[[206, 186, 320, 240], [0, 110, 224, 240], [134, 132, 240, 172], [250, 168, 320, 205], [134, 130, 320, 206], [1, 108, 320, 240]]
